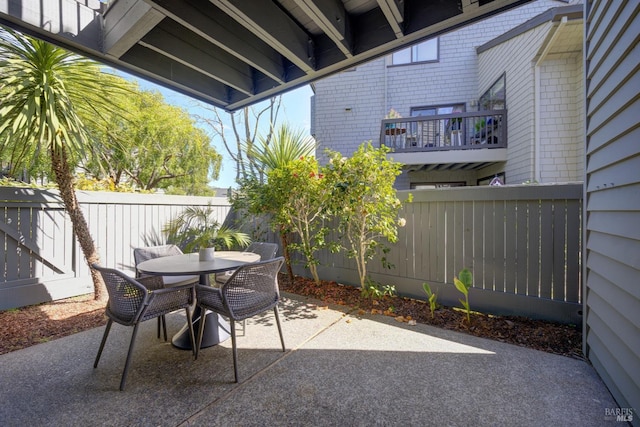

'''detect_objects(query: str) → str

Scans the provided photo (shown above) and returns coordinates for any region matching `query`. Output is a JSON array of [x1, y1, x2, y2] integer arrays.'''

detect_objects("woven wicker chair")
[[196, 257, 285, 383], [215, 242, 278, 285], [133, 245, 199, 340], [92, 264, 197, 391]]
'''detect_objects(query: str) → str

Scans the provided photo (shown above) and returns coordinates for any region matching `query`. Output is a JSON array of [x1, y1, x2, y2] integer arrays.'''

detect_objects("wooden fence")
[[1, 184, 583, 324], [0, 188, 230, 310], [278, 184, 583, 325]]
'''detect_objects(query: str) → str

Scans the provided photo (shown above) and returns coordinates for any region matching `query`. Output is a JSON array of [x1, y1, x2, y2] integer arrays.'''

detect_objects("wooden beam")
[[210, 0, 315, 72], [147, 0, 286, 84], [103, 0, 163, 57], [140, 22, 254, 95], [376, 0, 404, 38], [120, 44, 236, 106], [292, 0, 352, 57]]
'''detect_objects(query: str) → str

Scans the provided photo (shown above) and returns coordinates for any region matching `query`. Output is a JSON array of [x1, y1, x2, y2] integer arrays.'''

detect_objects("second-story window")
[[391, 38, 438, 65], [479, 74, 506, 110]]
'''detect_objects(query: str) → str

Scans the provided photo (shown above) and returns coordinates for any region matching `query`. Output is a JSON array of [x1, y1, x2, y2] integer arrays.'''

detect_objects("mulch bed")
[[278, 274, 584, 359], [0, 274, 583, 359]]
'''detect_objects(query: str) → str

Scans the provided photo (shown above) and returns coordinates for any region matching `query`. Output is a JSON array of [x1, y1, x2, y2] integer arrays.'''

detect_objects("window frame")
[[390, 38, 439, 65], [479, 74, 506, 111]]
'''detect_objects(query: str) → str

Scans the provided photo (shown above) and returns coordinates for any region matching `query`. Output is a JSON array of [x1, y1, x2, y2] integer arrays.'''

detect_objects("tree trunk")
[[51, 146, 107, 301], [279, 226, 294, 281]]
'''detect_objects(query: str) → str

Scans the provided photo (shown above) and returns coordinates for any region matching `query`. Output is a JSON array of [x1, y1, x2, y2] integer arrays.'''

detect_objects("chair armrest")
[[137, 275, 164, 290], [151, 281, 196, 296]]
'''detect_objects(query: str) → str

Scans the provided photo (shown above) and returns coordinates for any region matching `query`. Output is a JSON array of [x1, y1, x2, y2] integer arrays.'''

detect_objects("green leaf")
[[458, 268, 473, 288], [422, 283, 433, 296], [454, 278, 468, 296]]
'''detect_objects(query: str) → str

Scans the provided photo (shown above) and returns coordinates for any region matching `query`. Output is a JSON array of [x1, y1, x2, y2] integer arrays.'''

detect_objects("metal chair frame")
[[195, 257, 285, 382], [92, 264, 196, 391]]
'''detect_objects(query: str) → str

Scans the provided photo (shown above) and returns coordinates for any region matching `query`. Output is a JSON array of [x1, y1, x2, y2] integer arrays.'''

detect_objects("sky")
[[134, 77, 314, 189]]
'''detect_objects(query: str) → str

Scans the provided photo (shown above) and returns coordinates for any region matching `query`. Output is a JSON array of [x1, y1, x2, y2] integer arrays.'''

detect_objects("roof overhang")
[[0, 0, 532, 111]]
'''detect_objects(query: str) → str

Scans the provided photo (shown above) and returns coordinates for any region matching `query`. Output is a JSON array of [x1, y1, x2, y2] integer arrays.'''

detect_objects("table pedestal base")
[[171, 307, 230, 350]]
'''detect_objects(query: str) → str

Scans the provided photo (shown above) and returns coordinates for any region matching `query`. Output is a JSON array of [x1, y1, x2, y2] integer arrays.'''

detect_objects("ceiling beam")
[[120, 44, 238, 106], [210, 0, 315, 72], [146, 0, 286, 84], [139, 21, 255, 95], [291, 0, 352, 58], [103, 0, 163, 58], [376, 0, 404, 38]]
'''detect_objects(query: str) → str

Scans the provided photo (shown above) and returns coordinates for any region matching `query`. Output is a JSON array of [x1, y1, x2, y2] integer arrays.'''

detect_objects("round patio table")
[[136, 251, 260, 350]]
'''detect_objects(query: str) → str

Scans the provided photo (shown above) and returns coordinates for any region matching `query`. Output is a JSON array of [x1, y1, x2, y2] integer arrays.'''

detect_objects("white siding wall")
[[313, 0, 568, 174], [313, 61, 386, 164], [539, 55, 584, 182]]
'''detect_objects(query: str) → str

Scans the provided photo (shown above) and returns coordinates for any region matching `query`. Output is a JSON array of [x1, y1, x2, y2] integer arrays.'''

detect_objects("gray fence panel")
[[281, 184, 583, 324], [0, 188, 231, 310], [2, 184, 582, 325]]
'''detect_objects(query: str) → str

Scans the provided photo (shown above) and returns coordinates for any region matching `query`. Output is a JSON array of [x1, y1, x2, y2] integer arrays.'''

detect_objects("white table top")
[[136, 251, 260, 276]]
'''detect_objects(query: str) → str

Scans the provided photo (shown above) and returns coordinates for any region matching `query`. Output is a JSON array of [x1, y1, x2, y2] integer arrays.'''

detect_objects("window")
[[479, 74, 506, 111], [411, 104, 465, 117], [411, 182, 466, 189], [392, 38, 438, 64]]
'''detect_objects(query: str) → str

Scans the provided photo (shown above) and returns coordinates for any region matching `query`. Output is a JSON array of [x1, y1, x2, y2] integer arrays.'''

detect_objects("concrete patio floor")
[[0, 293, 619, 426]]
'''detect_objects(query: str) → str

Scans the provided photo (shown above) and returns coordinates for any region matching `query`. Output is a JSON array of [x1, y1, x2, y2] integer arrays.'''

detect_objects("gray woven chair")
[[92, 264, 196, 391], [215, 242, 278, 285], [134, 245, 199, 340], [196, 257, 285, 383]]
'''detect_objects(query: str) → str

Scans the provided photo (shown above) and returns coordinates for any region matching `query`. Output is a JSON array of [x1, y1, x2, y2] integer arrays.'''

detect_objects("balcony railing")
[[380, 110, 507, 152]]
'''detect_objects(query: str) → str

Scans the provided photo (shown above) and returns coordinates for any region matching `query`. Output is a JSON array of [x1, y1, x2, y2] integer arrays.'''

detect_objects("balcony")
[[380, 110, 508, 170]]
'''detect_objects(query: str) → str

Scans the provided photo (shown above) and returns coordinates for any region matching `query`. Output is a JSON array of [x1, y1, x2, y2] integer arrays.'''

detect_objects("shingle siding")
[[539, 55, 584, 182], [313, 0, 583, 187]]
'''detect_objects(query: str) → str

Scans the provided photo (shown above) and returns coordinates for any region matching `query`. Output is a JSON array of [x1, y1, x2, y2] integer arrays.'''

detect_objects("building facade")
[[311, 0, 584, 189]]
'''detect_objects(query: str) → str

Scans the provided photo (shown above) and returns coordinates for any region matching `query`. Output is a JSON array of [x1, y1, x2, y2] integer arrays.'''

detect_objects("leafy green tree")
[[323, 142, 406, 289], [0, 27, 129, 300], [231, 124, 316, 280], [83, 89, 222, 195], [265, 156, 329, 284]]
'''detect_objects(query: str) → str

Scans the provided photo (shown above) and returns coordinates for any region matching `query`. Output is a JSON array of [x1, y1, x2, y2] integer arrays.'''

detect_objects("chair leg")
[[274, 306, 286, 352], [161, 315, 168, 341], [185, 307, 196, 358], [156, 315, 168, 341], [94, 319, 113, 368], [120, 323, 141, 391], [230, 320, 239, 383], [195, 306, 207, 360]]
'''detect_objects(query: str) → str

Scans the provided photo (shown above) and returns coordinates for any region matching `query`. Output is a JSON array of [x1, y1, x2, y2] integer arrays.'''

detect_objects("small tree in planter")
[[322, 142, 407, 289]]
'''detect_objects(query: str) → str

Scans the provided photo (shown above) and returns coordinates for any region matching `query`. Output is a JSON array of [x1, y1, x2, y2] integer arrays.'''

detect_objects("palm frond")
[[244, 123, 316, 173]]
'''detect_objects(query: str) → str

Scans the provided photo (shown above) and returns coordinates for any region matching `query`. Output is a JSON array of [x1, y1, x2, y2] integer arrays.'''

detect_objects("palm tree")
[[246, 124, 316, 183], [0, 27, 129, 300]]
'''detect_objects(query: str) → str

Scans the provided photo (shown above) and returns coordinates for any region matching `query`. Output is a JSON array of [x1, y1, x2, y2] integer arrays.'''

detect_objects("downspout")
[[384, 56, 389, 117], [534, 16, 567, 183], [534, 66, 541, 183]]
